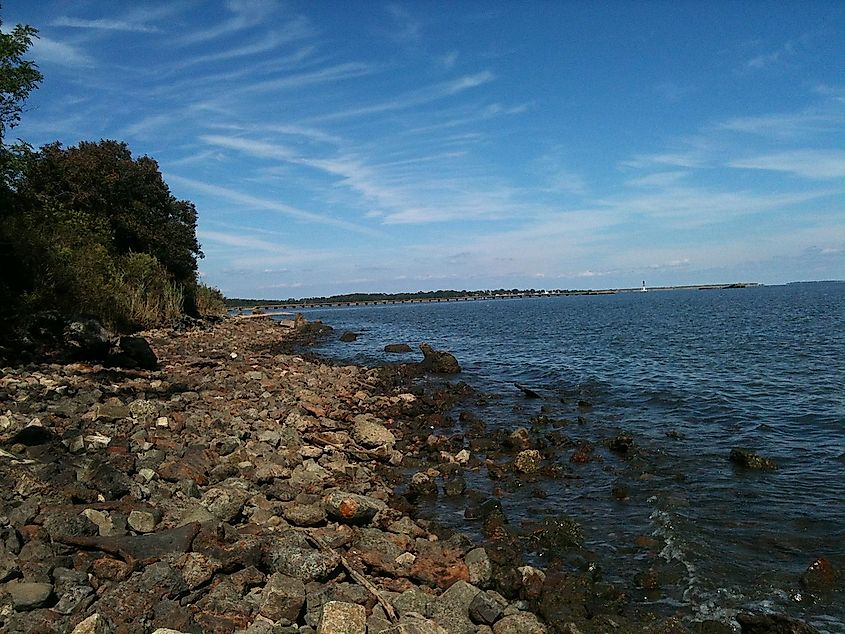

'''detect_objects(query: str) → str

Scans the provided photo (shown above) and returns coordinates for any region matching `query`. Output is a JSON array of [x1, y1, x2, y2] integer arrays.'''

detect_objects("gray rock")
[[283, 503, 327, 527], [201, 485, 248, 522], [52, 584, 94, 615], [128, 509, 159, 533], [469, 591, 504, 625], [260, 572, 306, 623], [384, 343, 413, 353], [264, 532, 340, 582], [391, 587, 433, 618], [323, 490, 385, 525], [317, 600, 366, 633], [351, 414, 396, 448], [466, 548, 492, 587], [410, 472, 438, 496], [429, 580, 480, 634], [493, 612, 546, 634], [4, 580, 54, 610]]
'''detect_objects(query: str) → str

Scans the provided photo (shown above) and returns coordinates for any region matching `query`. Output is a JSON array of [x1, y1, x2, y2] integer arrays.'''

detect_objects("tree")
[[0, 16, 42, 145], [14, 140, 203, 290]]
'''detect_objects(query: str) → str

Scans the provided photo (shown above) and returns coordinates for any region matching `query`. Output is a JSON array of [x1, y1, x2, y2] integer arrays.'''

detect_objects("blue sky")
[[3, 1, 844, 298]]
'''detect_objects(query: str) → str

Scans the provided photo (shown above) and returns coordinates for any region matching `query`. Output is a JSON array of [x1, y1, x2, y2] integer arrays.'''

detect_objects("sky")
[[3, 0, 844, 298]]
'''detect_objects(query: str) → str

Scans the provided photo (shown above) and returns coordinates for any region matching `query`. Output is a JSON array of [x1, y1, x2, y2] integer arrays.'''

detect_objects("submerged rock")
[[730, 448, 778, 470], [736, 612, 819, 633]]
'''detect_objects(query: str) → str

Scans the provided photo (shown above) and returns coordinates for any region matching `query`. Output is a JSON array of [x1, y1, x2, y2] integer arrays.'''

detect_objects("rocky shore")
[[0, 317, 828, 633]]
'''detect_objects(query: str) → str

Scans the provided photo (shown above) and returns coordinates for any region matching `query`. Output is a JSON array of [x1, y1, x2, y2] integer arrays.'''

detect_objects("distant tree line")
[[0, 14, 224, 332]]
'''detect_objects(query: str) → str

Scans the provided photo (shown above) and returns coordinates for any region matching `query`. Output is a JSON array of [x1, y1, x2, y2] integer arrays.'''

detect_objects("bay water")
[[291, 281, 844, 631]]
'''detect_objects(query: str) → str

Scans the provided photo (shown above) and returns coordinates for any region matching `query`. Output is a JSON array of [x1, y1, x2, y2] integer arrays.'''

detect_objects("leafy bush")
[[196, 283, 227, 317]]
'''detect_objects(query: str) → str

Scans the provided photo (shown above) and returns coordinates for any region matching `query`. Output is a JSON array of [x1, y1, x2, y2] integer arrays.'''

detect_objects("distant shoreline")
[[228, 282, 763, 312]]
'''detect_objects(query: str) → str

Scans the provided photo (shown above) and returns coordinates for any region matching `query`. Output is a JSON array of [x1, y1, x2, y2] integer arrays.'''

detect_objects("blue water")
[[290, 282, 845, 631]]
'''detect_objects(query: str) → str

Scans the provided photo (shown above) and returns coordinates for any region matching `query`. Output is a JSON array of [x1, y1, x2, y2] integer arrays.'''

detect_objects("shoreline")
[[0, 317, 827, 633]]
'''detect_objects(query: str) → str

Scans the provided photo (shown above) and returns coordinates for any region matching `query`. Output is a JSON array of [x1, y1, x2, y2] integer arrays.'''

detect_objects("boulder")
[[112, 335, 159, 370], [339, 331, 359, 342], [384, 343, 412, 353], [64, 319, 114, 360], [3, 580, 54, 610], [418, 343, 461, 374], [259, 572, 306, 623], [736, 612, 818, 633], [513, 449, 542, 474], [352, 414, 396, 448]]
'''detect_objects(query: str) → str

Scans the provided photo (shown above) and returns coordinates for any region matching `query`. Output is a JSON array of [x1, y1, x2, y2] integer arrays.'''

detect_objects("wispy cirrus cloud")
[[177, 0, 281, 46], [728, 150, 845, 180], [167, 175, 383, 236], [305, 71, 495, 122], [51, 16, 160, 33], [31, 36, 93, 67]]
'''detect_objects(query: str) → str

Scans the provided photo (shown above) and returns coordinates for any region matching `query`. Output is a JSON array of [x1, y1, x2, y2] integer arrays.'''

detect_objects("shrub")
[[196, 283, 226, 317]]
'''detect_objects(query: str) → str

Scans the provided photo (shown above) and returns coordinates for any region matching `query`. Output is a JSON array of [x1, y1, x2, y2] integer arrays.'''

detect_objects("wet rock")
[[260, 572, 306, 623], [418, 343, 461, 374], [513, 449, 542, 474], [736, 612, 819, 633], [533, 516, 583, 551], [339, 331, 359, 342], [518, 565, 546, 599], [385, 343, 412, 353], [800, 557, 840, 593], [3, 580, 54, 610], [515, 384, 541, 398], [352, 414, 396, 448], [609, 433, 634, 453], [323, 490, 385, 525], [730, 448, 777, 470], [317, 600, 366, 633], [410, 471, 438, 496]]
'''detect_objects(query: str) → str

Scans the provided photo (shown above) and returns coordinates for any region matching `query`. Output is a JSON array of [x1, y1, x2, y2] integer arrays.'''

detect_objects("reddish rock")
[[411, 542, 470, 589]]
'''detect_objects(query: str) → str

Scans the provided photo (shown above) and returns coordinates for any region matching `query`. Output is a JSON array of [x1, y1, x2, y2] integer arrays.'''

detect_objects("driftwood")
[[54, 522, 201, 564], [300, 528, 398, 623], [305, 433, 393, 462]]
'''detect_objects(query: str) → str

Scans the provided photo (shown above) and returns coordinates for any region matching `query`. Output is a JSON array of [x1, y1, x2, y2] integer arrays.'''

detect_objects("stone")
[[800, 557, 840, 593], [3, 580, 54, 610], [52, 584, 94, 614], [92, 402, 131, 422], [352, 414, 396, 448], [410, 471, 438, 496], [323, 490, 385, 525], [176, 552, 222, 589], [128, 509, 159, 533], [201, 485, 248, 522], [729, 448, 777, 470], [469, 591, 504, 625], [260, 572, 306, 623], [493, 612, 546, 634], [82, 509, 116, 537], [429, 580, 481, 633], [71, 613, 111, 634], [466, 548, 493, 587], [64, 319, 114, 360], [397, 616, 450, 634], [418, 343, 461, 374], [339, 331, 359, 342], [513, 450, 542, 474], [113, 335, 159, 370], [410, 540, 470, 589], [384, 343, 412, 353], [264, 532, 340, 582], [284, 503, 327, 527], [318, 600, 366, 633]]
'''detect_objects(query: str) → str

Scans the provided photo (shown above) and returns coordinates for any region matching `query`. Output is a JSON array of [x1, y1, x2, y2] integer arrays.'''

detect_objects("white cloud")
[[167, 175, 382, 236], [728, 150, 845, 180], [51, 17, 160, 33], [31, 36, 93, 67]]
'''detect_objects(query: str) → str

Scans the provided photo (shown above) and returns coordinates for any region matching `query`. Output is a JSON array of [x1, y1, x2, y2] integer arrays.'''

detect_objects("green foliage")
[[0, 18, 42, 145], [1, 140, 205, 331], [196, 283, 227, 317]]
